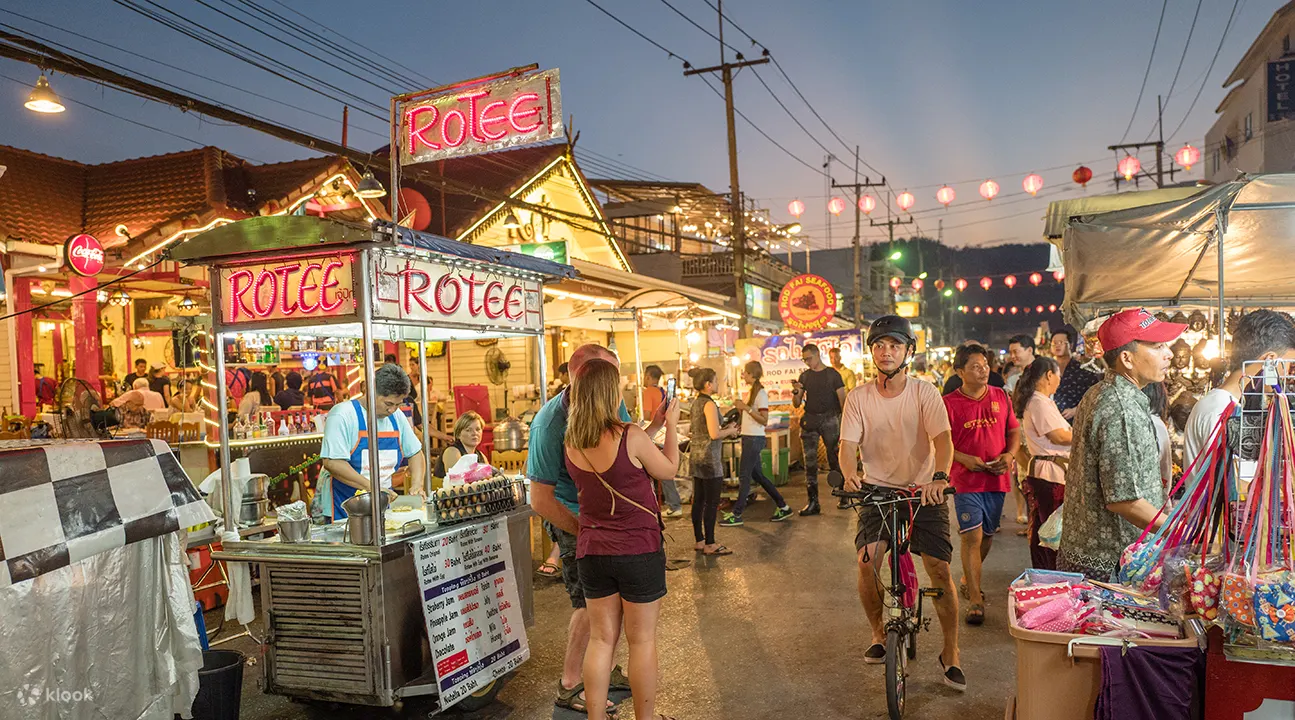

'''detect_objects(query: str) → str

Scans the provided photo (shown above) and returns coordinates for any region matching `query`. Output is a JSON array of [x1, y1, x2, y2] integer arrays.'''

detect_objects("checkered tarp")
[[0, 439, 214, 587]]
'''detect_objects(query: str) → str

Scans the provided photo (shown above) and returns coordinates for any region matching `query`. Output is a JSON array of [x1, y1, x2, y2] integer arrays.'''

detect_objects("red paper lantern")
[[934, 279, 946, 291], [889, 277, 902, 290], [986, 307, 995, 315], [1048, 304, 1057, 312], [936, 186, 956, 207], [1175, 144, 1201, 171], [954, 278, 968, 292], [974, 307, 982, 314], [1036, 305, 1044, 313], [1010, 306, 1019, 314], [979, 179, 1000, 201], [828, 197, 846, 216], [859, 195, 876, 215], [979, 277, 992, 290], [1024, 306, 1031, 314], [911, 278, 924, 291], [1118, 155, 1141, 181], [1004, 274, 1017, 288], [1053, 269, 1065, 282], [1029, 272, 1043, 286], [788, 199, 805, 218], [1073, 166, 1093, 187], [396, 187, 432, 231], [896, 191, 915, 212], [1022, 173, 1044, 196], [999, 307, 1007, 315]]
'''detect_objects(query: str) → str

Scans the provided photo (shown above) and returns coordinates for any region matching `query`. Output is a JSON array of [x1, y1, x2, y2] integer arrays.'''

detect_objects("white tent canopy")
[[1056, 174, 1295, 324]]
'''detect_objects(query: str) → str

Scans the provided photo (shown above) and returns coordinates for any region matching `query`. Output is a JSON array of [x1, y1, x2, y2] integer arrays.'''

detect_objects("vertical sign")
[[1269, 60, 1295, 122], [413, 519, 529, 710]]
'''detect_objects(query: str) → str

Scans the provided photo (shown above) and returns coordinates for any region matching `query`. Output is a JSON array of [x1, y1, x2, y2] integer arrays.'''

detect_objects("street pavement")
[[225, 480, 1026, 719]]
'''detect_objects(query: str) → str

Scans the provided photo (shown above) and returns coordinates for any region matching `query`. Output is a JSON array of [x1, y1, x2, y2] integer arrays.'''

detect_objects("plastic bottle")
[[278, 415, 290, 436]]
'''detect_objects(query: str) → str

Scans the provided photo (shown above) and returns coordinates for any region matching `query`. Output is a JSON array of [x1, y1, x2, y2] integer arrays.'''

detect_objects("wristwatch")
[[931, 471, 949, 484]]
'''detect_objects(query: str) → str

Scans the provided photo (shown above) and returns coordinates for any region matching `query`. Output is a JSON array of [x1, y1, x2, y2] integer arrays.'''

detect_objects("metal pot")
[[493, 417, 527, 452], [238, 498, 267, 525], [344, 516, 374, 546], [340, 491, 390, 518]]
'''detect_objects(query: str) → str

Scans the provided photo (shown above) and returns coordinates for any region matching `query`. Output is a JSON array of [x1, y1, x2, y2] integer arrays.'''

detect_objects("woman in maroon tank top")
[[565, 358, 681, 720]]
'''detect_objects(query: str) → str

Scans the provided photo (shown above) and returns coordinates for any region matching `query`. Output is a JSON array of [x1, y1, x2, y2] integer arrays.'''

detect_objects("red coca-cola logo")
[[64, 234, 105, 276]]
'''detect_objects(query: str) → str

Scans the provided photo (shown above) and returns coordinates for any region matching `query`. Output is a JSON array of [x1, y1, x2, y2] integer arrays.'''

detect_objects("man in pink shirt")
[[943, 343, 1020, 626], [839, 316, 965, 692]]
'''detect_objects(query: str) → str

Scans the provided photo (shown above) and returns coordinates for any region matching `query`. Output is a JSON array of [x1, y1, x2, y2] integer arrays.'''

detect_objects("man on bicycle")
[[839, 316, 965, 691]]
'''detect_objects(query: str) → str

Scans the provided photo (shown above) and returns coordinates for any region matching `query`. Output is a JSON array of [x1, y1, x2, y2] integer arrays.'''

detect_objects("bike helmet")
[[866, 315, 917, 386]]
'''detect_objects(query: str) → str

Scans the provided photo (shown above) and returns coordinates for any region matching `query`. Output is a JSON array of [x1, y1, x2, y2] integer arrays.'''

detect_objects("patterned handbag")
[[1254, 571, 1295, 642]]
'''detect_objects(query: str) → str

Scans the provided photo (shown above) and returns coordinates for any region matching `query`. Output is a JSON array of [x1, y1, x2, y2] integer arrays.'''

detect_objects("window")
[[1245, 113, 1254, 141]]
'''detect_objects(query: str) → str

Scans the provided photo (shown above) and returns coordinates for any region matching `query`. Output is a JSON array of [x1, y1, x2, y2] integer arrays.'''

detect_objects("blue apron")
[[332, 399, 404, 519]]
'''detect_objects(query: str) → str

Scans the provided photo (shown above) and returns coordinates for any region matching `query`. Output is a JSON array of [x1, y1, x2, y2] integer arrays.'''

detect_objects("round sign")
[[64, 234, 105, 276], [778, 274, 837, 332]]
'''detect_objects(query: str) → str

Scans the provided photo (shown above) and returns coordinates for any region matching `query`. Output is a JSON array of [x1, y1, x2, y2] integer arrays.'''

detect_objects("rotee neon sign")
[[220, 256, 355, 324]]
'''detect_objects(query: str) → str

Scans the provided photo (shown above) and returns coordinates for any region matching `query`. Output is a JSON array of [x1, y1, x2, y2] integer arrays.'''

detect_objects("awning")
[[1043, 185, 1205, 240]]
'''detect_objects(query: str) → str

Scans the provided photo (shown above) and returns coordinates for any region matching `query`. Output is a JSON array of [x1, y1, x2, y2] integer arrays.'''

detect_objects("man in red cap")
[[1057, 309, 1186, 579]]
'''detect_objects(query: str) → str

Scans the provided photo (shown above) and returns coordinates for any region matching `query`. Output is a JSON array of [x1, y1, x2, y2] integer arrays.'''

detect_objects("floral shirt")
[[1058, 373, 1165, 579]]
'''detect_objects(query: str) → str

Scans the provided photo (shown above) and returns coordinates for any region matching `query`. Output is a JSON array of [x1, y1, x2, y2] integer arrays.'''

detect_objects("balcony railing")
[[680, 252, 797, 287]]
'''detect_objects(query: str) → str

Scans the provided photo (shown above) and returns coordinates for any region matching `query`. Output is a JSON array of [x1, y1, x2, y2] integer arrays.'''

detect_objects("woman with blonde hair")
[[564, 357, 680, 720], [721, 361, 793, 526], [434, 410, 488, 477]]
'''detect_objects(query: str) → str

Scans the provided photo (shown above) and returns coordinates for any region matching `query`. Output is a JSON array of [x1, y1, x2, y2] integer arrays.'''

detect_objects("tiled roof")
[[83, 148, 221, 241], [0, 146, 86, 247], [243, 156, 345, 211]]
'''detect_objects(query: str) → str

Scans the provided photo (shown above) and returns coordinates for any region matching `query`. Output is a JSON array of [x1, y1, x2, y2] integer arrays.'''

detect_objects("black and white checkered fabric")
[[0, 439, 214, 587]]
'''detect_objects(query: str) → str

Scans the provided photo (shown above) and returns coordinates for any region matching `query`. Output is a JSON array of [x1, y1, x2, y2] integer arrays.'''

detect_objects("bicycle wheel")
[[885, 628, 907, 720]]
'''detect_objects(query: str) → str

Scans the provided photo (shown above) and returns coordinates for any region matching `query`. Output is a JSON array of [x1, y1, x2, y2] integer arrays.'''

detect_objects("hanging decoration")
[[1175, 144, 1201, 171], [1010, 307, 1018, 314], [911, 278, 924, 291], [998, 307, 1007, 315], [1029, 272, 1043, 286], [1022, 173, 1044, 196], [1118, 155, 1142, 181], [859, 195, 876, 215], [936, 186, 956, 207], [1053, 269, 1065, 282], [933, 279, 945, 291], [827, 197, 846, 216], [1048, 304, 1057, 312], [979, 277, 992, 290], [986, 307, 994, 314], [889, 277, 902, 290], [788, 199, 805, 218], [1073, 166, 1093, 187], [1024, 306, 1031, 314], [979, 179, 1000, 201], [1036, 305, 1044, 313], [896, 191, 915, 212], [1003, 274, 1017, 288], [974, 307, 982, 314], [954, 278, 968, 292]]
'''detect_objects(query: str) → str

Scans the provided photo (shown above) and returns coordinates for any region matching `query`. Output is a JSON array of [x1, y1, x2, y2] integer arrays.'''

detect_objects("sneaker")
[[771, 506, 794, 522], [719, 512, 744, 527], [664, 507, 684, 518], [939, 655, 967, 692], [864, 643, 886, 665]]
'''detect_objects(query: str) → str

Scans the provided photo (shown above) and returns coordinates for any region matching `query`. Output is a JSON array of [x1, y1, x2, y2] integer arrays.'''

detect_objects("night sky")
[[0, 0, 1279, 250]]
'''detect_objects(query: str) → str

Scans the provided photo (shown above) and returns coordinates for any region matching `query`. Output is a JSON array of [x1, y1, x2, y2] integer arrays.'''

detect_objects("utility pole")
[[683, 0, 768, 335], [831, 147, 885, 330], [1108, 94, 1176, 189]]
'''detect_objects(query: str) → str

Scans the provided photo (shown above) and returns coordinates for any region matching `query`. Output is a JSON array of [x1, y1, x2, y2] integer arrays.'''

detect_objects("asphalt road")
[[222, 482, 1026, 719]]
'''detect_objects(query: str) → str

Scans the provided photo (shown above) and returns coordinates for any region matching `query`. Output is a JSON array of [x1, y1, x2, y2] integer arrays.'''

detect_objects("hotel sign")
[[372, 253, 543, 333], [1269, 60, 1295, 122], [399, 69, 563, 166]]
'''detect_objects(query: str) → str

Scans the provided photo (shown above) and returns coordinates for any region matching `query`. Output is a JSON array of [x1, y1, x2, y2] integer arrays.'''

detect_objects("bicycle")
[[827, 470, 954, 720]]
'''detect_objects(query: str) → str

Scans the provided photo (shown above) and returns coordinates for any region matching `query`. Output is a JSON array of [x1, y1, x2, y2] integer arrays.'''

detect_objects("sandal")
[[555, 681, 618, 715], [609, 665, 631, 692], [965, 603, 985, 626], [535, 560, 561, 579], [703, 545, 733, 556]]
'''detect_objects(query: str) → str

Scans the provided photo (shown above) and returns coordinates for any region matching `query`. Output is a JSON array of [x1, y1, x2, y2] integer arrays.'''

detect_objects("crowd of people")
[[521, 307, 1295, 716]]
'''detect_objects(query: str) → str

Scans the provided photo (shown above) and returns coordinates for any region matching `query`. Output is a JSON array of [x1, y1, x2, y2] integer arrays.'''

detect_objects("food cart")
[[170, 214, 573, 712]]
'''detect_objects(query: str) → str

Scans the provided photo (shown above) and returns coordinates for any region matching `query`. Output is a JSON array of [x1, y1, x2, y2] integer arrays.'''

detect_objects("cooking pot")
[[493, 417, 527, 452], [340, 491, 390, 517]]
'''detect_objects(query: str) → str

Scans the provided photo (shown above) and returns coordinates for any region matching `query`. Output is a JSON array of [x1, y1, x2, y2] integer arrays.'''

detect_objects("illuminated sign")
[[372, 253, 543, 333], [501, 241, 568, 265], [778, 274, 837, 332], [64, 234, 105, 276], [220, 255, 356, 324], [399, 69, 563, 166]]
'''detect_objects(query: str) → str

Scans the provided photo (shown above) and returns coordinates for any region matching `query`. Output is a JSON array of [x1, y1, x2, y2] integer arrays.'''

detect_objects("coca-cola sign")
[[64, 234, 105, 277]]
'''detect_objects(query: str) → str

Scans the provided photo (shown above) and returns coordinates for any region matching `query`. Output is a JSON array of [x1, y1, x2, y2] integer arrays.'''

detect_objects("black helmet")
[[867, 315, 916, 347]]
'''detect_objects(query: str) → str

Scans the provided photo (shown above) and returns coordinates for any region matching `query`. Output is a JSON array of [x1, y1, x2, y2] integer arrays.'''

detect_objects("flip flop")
[[703, 545, 733, 556], [965, 603, 985, 626], [535, 560, 561, 579], [554, 681, 618, 715]]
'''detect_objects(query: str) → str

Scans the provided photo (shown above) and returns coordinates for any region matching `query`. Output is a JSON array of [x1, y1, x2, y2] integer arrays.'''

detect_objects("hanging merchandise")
[[979, 179, 1000, 201], [1073, 166, 1093, 187], [936, 186, 955, 207]]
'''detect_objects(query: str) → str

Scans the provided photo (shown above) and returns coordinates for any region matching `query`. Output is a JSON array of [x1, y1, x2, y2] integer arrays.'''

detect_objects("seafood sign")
[[778, 274, 838, 331]]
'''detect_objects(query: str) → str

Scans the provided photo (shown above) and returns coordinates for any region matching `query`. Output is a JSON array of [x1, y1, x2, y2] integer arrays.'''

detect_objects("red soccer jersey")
[[942, 385, 1019, 493]]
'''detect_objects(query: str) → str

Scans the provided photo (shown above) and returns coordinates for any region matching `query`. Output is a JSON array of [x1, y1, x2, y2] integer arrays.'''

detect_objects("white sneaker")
[[664, 507, 684, 518]]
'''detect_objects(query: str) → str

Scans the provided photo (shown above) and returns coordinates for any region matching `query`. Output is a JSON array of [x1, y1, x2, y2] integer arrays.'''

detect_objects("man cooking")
[[319, 364, 426, 520]]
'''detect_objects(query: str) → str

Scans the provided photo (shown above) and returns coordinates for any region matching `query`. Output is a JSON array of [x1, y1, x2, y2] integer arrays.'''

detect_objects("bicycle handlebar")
[[830, 486, 957, 500]]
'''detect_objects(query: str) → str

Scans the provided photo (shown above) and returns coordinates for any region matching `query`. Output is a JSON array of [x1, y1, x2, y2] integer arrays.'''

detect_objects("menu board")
[[413, 518, 529, 710]]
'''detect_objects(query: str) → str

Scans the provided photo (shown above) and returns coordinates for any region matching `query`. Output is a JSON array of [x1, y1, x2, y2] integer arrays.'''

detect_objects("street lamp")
[[889, 251, 902, 261], [25, 74, 65, 114]]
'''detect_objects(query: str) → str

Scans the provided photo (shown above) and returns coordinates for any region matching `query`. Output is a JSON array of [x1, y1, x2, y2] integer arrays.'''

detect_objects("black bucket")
[[191, 650, 244, 720]]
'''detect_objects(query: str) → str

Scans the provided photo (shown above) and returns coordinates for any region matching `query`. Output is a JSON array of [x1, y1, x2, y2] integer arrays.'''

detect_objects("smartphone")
[[665, 377, 677, 401]]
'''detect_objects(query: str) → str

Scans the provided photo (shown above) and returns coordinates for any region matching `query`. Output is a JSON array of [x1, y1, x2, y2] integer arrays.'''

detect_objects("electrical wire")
[[581, 0, 689, 62], [1119, 0, 1169, 144], [751, 66, 836, 158], [696, 74, 826, 176], [0, 257, 169, 322], [1154, 0, 1204, 130], [1168, 0, 1244, 142], [656, 0, 742, 55]]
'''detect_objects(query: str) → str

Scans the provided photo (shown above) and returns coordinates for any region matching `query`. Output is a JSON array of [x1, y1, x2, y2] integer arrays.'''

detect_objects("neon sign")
[[220, 255, 355, 324], [373, 254, 542, 332], [399, 69, 563, 166], [64, 234, 105, 276]]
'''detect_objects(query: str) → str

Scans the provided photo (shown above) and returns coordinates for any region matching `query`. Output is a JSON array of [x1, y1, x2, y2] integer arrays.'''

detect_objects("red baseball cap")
[[1097, 308, 1187, 350]]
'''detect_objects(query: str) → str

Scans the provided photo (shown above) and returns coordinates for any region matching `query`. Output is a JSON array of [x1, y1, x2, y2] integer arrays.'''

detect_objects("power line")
[[1168, 0, 1244, 142], [1119, 0, 1169, 144], [751, 66, 836, 158], [1158, 0, 1204, 123], [696, 73, 825, 176], [581, 0, 689, 62], [656, 0, 741, 55]]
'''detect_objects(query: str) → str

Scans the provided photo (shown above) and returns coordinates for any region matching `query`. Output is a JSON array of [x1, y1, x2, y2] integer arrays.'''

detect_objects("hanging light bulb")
[[108, 289, 131, 306], [178, 296, 197, 311], [354, 170, 386, 198], [24, 74, 65, 113]]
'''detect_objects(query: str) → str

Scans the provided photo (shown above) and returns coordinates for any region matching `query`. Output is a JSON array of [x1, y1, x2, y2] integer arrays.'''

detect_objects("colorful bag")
[[1223, 572, 1257, 627], [1012, 582, 1070, 606], [1188, 563, 1223, 621], [1254, 571, 1295, 642]]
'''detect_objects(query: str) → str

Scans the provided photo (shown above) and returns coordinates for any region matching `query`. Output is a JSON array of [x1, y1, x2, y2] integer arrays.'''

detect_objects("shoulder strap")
[[577, 438, 662, 527]]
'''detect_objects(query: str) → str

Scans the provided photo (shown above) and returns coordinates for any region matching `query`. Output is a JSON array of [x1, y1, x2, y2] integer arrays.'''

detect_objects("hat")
[[1098, 308, 1187, 350]]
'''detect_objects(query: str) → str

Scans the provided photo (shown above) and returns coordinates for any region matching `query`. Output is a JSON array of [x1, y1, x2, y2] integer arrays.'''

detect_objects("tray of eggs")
[[432, 476, 521, 526]]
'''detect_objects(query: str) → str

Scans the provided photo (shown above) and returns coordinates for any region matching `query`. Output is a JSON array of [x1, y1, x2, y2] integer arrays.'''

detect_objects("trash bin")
[[762, 448, 791, 486], [191, 650, 244, 720]]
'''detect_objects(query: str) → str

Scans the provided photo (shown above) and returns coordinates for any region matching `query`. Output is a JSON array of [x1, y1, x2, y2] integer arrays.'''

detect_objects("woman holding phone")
[[688, 367, 740, 555], [722, 361, 794, 525]]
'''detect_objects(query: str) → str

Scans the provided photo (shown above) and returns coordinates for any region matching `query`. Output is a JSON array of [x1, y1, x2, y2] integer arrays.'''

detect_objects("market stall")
[[171, 214, 573, 712]]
